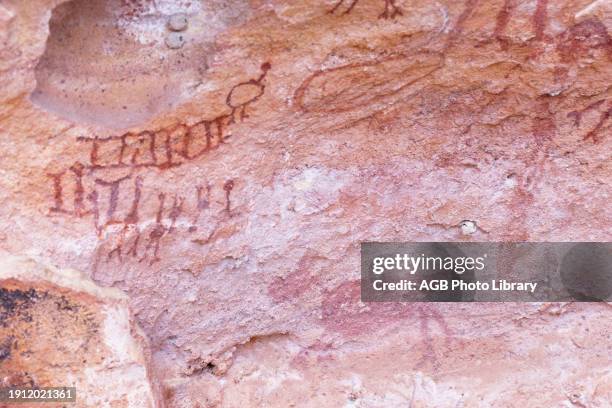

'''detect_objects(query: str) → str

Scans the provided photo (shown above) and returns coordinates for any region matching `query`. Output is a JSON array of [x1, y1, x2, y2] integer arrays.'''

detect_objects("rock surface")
[[0, 0, 611, 406], [0, 255, 160, 407]]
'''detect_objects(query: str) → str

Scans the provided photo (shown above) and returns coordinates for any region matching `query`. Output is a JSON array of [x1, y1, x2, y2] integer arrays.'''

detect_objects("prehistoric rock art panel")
[[556, 18, 612, 62], [48, 166, 236, 265], [1, 0, 611, 406], [493, 0, 550, 46], [568, 99, 611, 144], [329, 0, 403, 19], [321, 281, 454, 368], [45, 64, 269, 264], [226, 63, 271, 124], [72, 63, 270, 172], [294, 53, 442, 114]]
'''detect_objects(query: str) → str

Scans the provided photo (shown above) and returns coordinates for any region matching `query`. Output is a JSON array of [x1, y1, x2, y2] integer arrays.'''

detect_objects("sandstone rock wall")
[[0, 0, 610, 406]]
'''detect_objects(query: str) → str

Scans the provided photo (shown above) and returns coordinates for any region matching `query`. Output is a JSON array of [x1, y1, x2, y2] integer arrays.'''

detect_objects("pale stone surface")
[[168, 14, 188, 32], [0, 255, 161, 407], [0, 0, 611, 406]]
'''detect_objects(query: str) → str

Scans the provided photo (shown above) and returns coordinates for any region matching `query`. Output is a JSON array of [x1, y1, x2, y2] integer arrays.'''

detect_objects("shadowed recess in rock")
[[31, 0, 249, 129]]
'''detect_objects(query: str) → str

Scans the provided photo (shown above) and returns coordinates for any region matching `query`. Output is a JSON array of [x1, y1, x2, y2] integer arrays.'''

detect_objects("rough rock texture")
[[0, 255, 160, 407], [0, 0, 611, 406]]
